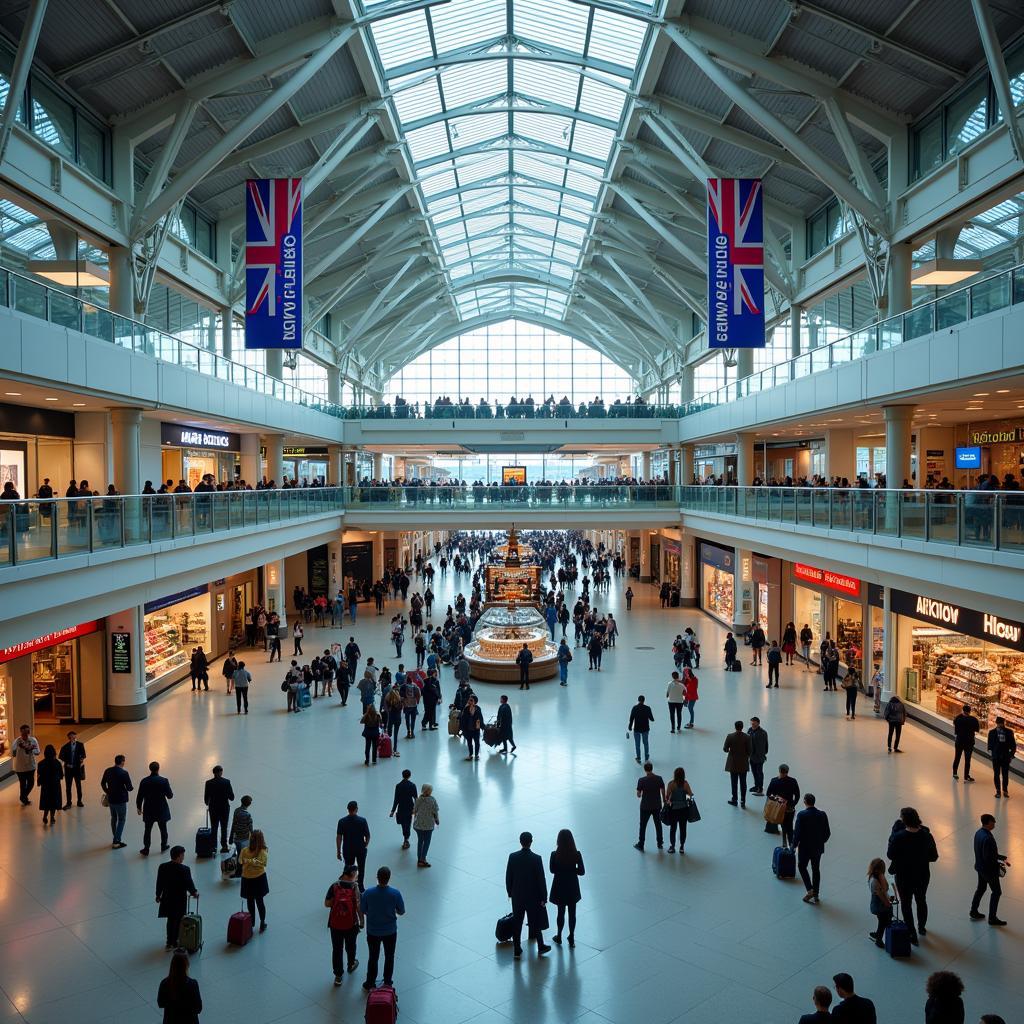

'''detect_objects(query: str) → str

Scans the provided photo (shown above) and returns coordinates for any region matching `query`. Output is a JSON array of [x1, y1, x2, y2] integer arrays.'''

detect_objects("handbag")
[[685, 797, 701, 823], [100, 793, 109, 808], [660, 804, 673, 826], [763, 796, 787, 825]]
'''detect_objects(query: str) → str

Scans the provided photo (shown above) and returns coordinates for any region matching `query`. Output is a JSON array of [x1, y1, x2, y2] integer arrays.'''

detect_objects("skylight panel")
[[587, 8, 648, 67], [513, 0, 590, 54], [513, 155, 568, 185], [436, 220, 468, 243], [579, 77, 626, 122], [440, 61, 507, 107], [457, 153, 509, 184], [445, 243, 471, 265], [429, 0, 506, 53], [514, 111, 575, 149], [449, 112, 508, 148], [392, 76, 443, 123], [564, 169, 602, 198], [556, 222, 586, 245], [514, 62, 581, 108], [513, 190, 562, 213], [370, 9, 433, 71], [518, 213, 561, 234], [407, 122, 453, 163], [420, 169, 458, 196], [571, 122, 615, 161]]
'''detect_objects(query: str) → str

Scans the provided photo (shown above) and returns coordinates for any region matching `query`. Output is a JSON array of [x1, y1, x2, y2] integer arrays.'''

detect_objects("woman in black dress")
[[549, 828, 585, 947], [37, 744, 63, 826], [157, 949, 202, 1023]]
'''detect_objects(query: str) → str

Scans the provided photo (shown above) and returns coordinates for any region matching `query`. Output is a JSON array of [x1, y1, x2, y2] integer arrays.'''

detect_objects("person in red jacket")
[[682, 668, 698, 729]]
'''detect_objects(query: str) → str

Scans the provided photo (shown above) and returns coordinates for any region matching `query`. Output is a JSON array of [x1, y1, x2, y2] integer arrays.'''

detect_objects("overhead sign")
[[891, 589, 1024, 652], [793, 563, 861, 598], [245, 177, 303, 349], [970, 425, 1023, 445], [161, 423, 241, 451], [144, 585, 209, 615], [0, 621, 101, 663], [707, 177, 765, 348]]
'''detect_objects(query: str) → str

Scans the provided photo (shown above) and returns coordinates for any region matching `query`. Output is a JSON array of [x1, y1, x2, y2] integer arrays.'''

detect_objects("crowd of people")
[[365, 394, 661, 419]]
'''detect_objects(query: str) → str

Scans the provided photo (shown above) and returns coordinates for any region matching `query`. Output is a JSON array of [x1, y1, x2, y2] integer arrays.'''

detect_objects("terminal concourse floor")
[[0, 563, 1020, 1024]]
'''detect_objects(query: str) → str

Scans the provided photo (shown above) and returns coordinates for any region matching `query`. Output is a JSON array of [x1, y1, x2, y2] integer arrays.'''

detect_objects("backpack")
[[328, 884, 359, 930]]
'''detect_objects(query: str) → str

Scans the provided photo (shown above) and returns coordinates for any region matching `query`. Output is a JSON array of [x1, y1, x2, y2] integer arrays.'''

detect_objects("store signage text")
[[916, 597, 959, 624], [984, 614, 1021, 644], [0, 621, 100, 664], [110, 632, 132, 674], [970, 426, 1023, 445], [892, 589, 1024, 653], [161, 423, 240, 451], [793, 563, 861, 597]]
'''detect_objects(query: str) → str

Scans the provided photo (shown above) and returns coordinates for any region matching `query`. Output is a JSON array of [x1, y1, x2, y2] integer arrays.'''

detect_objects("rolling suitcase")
[[885, 898, 912, 958], [483, 721, 500, 747], [227, 903, 254, 946], [178, 895, 203, 953], [298, 685, 312, 709], [772, 845, 796, 879], [365, 984, 398, 1024], [377, 733, 393, 759], [448, 709, 461, 736], [495, 913, 516, 943], [195, 814, 216, 858]]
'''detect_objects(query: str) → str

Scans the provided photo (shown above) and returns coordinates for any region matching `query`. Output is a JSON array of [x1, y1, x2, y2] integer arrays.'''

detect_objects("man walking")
[[516, 643, 534, 689], [337, 800, 371, 892], [389, 769, 417, 850], [100, 753, 133, 849], [136, 760, 173, 856], [886, 807, 938, 944], [557, 637, 572, 686], [723, 721, 752, 807], [952, 703, 979, 782], [345, 637, 361, 687], [970, 813, 1009, 926], [497, 694, 516, 754], [505, 832, 550, 958], [360, 866, 405, 991], [987, 716, 1016, 798], [634, 761, 666, 852], [267, 617, 282, 662], [12, 724, 39, 806], [58, 730, 87, 808], [155, 845, 198, 950], [747, 717, 769, 796], [233, 660, 251, 713], [627, 695, 654, 763], [203, 765, 235, 853], [325, 863, 363, 985], [793, 793, 831, 904]]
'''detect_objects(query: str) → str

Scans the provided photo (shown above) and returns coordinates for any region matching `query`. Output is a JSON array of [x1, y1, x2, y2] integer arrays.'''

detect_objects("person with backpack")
[[421, 671, 441, 730], [884, 694, 907, 753], [400, 673, 421, 738], [724, 632, 738, 671], [232, 661, 251, 714], [325, 863, 363, 986], [557, 637, 572, 686]]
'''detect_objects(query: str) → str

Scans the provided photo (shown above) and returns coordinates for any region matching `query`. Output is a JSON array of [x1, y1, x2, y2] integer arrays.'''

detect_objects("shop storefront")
[[891, 589, 1024, 736], [161, 423, 241, 489], [649, 539, 661, 584], [750, 555, 781, 639], [662, 539, 681, 586], [790, 562, 866, 672], [144, 586, 210, 692], [212, 571, 259, 651], [953, 420, 1024, 487], [699, 541, 735, 626], [0, 620, 106, 774], [1, 401, 75, 498]]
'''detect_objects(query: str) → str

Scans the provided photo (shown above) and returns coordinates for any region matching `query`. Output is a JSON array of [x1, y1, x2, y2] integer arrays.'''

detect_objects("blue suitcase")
[[885, 900, 912, 957], [772, 845, 796, 879], [298, 685, 312, 709]]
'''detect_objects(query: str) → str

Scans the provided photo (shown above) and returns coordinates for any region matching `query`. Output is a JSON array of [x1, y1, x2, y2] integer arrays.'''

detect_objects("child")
[[867, 857, 892, 948]]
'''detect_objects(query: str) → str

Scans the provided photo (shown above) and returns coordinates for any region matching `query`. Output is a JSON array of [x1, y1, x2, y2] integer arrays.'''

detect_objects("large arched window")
[[383, 319, 636, 406]]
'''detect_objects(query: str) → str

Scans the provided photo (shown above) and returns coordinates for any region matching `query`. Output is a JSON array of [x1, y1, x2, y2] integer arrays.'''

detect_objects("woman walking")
[[682, 667, 699, 729], [867, 857, 892, 949], [412, 783, 439, 867], [361, 705, 382, 766], [664, 766, 693, 854], [781, 622, 797, 666], [37, 744, 64, 826], [157, 949, 202, 1023], [239, 829, 269, 933], [549, 828, 585, 947]]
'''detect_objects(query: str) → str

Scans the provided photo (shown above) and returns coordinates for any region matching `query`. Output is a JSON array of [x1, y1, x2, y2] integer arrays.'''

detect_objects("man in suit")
[[797, 985, 832, 1022], [793, 793, 831, 904], [970, 813, 1009, 926], [952, 703, 980, 782], [136, 760, 174, 856], [505, 831, 550, 958], [723, 720, 752, 807], [58, 730, 86, 809], [100, 754, 133, 849], [203, 765, 235, 853], [830, 973, 876, 1023], [336, 800, 371, 891], [155, 845, 198, 950], [987, 716, 1017, 798]]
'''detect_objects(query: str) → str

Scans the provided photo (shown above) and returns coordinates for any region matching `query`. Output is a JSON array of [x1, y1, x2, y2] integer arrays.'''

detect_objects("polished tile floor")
[[0, 557, 1020, 1024]]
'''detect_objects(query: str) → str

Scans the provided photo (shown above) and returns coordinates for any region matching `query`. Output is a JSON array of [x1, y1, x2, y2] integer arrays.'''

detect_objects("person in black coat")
[[36, 745, 64, 826], [548, 829, 584, 947], [793, 794, 831, 904], [505, 831, 550, 958], [203, 765, 235, 853], [58, 730, 86, 808], [797, 985, 832, 1022], [952, 704, 980, 782], [987, 717, 1017, 798], [723, 632, 737, 669], [924, 970, 965, 1024], [831, 973, 876, 1024], [100, 754, 134, 848], [137, 761, 174, 855], [970, 813, 1009, 925], [886, 807, 938, 944], [155, 846, 198, 949], [157, 949, 202, 1024], [389, 769, 417, 849]]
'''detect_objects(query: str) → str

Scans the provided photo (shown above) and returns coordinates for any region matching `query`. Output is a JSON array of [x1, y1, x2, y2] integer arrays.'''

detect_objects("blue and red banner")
[[707, 177, 765, 348], [245, 177, 302, 349]]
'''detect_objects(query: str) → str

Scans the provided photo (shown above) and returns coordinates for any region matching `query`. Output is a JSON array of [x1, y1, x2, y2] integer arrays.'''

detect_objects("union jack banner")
[[707, 177, 765, 348], [245, 177, 303, 349]]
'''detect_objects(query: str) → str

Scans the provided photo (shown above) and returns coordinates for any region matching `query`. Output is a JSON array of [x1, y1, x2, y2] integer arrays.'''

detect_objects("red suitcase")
[[365, 984, 398, 1023], [377, 734, 393, 759], [227, 905, 253, 946]]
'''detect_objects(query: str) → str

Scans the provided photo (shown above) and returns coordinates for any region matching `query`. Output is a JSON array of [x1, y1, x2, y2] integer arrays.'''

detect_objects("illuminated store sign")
[[891, 589, 1024, 653], [793, 563, 861, 597], [0, 621, 101, 663], [161, 423, 240, 451]]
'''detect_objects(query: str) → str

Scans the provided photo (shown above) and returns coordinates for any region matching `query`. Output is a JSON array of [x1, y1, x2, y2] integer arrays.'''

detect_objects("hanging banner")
[[707, 177, 765, 348], [245, 177, 303, 349]]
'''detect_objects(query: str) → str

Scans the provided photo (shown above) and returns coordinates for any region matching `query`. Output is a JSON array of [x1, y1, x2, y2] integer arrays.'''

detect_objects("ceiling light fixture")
[[44, 397, 59, 402], [72, 402, 86, 407], [26, 259, 110, 288], [4, 391, 22, 396], [973, 392, 990, 397], [910, 258, 983, 285]]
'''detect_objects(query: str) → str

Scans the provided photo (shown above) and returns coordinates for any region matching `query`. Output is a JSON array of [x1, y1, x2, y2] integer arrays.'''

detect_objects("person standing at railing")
[[36, 477, 53, 520]]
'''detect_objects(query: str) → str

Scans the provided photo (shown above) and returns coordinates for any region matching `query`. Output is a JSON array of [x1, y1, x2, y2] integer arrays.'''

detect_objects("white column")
[[329, 445, 344, 486], [884, 405, 915, 488], [679, 532, 697, 607], [824, 429, 856, 483], [641, 451, 652, 480], [733, 547, 755, 632], [263, 433, 284, 486], [110, 407, 143, 494], [735, 346, 754, 380], [735, 432, 755, 485], [790, 304, 802, 358], [240, 434, 260, 485], [667, 448, 677, 485], [372, 533, 384, 580], [880, 584, 896, 707], [328, 371, 341, 406], [265, 349, 283, 381], [373, 452, 384, 480], [680, 444, 694, 486], [105, 607, 147, 721], [638, 529, 651, 582], [220, 307, 233, 359], [107, 245, 135, 318], [264, 559, 285, 616], [888, 241, 913, 316], [328, 540, 343, 597]]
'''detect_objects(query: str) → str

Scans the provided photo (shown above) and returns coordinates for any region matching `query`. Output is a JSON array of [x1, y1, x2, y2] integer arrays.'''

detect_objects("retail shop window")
[[144, 593, 209, 689]]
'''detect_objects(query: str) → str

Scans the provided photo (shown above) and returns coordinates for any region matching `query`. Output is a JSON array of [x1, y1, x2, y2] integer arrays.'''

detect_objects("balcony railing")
[[681, 486, 1024, 553], [346, 483, 680, 507]]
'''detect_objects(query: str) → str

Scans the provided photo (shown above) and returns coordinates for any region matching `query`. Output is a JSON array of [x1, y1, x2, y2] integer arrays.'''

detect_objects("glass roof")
[[364, 0, 656, 324]]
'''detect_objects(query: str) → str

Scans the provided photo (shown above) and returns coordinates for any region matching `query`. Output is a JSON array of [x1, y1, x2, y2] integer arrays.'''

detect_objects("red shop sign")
[[0, 621, 101, 664], [793, 563, 861, 598]]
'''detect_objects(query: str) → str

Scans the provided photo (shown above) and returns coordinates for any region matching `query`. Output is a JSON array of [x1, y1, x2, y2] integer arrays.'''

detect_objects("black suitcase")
[[495, 913, 516, 943], [772, 845, 796, 879], [195, 814, 216, 858]]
